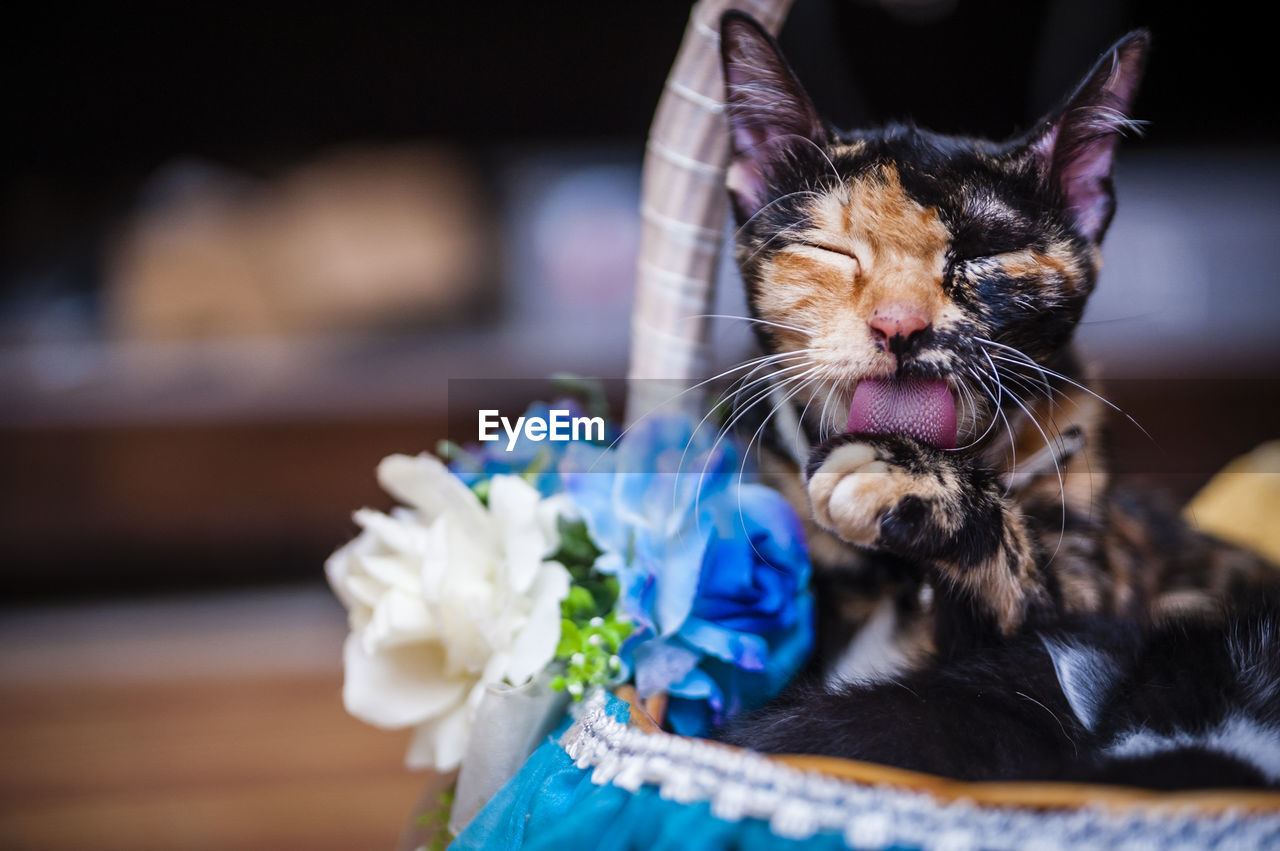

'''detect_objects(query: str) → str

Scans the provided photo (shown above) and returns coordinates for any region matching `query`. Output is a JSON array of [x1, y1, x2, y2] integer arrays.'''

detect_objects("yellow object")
[[1185, 440, 1280, 566]]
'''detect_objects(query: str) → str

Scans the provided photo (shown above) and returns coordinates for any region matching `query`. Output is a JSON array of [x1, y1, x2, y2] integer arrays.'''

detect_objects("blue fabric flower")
[[561, 415, 813, 736]]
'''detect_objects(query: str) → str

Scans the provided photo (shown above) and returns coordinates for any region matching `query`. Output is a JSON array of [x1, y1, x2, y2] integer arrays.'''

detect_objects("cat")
[[716, 10, 1276, 679], [712, 11, 1280, 784]]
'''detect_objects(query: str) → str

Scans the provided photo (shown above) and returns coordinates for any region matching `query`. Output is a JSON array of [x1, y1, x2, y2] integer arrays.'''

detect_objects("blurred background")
[[2, 1, 1277, 848]]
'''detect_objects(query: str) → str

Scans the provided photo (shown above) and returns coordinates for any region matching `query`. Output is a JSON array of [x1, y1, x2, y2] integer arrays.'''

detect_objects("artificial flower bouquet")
[[326, 394, 814, 836]]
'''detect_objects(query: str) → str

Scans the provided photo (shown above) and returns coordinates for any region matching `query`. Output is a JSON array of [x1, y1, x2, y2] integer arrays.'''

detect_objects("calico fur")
[[718, 11, 1278, 678], [714, 12, 1280, 787]]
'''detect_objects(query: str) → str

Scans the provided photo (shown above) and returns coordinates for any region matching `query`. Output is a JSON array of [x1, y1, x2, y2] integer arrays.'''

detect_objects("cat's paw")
[[806, 435, 959, 554]]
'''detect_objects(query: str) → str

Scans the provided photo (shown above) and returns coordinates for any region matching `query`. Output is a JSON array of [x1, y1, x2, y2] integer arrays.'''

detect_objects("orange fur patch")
[[753, 164, 956, 433], [757, 167, 950, 355], [998, 241, 1087, 292]]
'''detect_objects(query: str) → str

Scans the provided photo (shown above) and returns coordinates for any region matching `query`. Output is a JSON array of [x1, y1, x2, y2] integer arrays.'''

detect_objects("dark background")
[[6, 0, 1274, 292]]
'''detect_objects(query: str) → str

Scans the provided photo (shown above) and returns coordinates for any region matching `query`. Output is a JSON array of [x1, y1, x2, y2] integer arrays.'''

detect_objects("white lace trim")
[[559, 694, 1280, 850]]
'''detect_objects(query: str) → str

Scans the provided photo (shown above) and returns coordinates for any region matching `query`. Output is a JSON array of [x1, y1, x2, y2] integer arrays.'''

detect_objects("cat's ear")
[[720, 11, 828, 219], [1022, 30, 1150, 243]]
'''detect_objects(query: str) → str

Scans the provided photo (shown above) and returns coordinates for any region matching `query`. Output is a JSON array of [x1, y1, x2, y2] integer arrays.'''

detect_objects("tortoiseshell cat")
[[714, 12, 1280, 783]]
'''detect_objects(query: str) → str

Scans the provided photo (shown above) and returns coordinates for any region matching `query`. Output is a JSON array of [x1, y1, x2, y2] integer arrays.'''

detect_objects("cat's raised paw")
[[806, 436, 951, 549]]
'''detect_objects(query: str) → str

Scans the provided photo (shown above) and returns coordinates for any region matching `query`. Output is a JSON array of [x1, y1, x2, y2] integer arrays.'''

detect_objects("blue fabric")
[[451, 697, 866, 851]]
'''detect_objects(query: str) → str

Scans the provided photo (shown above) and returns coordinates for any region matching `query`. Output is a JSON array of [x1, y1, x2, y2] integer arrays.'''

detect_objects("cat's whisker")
[[697, 349, 817, 412], [971, 343, 1095, 529], [718, 363, 823, 459], [691, 359, 817, 483], [956, 383, 975, 443], [694, 363, 824, 523], [793, 380, 820, 458], [665, 356, 809, 562], [718, 353, 812, 415], [961, 376, 1000, 447], [737, 371, 815, 523], [682, 355, 817, 480], [731, 372, 823, 569], [983, 361, 1032, 498], [981, 349, 1070, 563], [719, 347, 815, 380], [767, 370, 826, 452], [764, 132, 847, 198], [964, 361, 1020, 491], [996, 368, 1075, 442], [578, 348, 819, 478], [732, 189, 822, 238], [962, 362, 997, 427], [987, 361, 1055, 412], [974, 338, 1152, 442], [986, 351, 1120, 422], [816, 376, 839, 443], [987, 350, 1157, 473], [692, 313, 812, 338], [948, 369, 1002, 452], [743, 218, 815, 263], [725, 351, 817, 398], [950, 380, 975, 447], [681, 360, 820, 533], [724, 353, 820, 418], [744, 376, 818, 480], [995, 368, 1099, 487]]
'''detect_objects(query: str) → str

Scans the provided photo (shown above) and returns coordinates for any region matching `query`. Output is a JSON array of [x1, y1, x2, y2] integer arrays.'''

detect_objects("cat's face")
[[721, 13, 1147, 451]]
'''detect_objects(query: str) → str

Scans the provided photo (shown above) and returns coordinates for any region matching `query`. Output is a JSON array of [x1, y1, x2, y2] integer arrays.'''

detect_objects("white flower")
[[325, 453, 570, 771]]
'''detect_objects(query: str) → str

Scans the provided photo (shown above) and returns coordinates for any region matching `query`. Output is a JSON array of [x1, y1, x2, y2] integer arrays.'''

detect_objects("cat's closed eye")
[[792, 240, 862, 273]]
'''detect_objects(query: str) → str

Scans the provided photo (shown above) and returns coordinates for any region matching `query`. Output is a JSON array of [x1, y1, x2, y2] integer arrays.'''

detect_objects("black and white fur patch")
[[718, 597, 1280, 789]]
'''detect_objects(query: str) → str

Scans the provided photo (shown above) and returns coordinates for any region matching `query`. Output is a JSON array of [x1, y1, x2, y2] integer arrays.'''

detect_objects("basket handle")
[[625, 0, 794, 424]]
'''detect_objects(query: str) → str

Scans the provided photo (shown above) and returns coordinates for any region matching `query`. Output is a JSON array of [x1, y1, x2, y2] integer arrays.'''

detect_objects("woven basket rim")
[[771, 751, 1280, 815], [615, 686, 1280, 815]]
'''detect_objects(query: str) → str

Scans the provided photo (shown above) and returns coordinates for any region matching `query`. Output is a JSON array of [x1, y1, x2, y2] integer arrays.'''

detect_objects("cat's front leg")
[[806, 434, 1049, 633]]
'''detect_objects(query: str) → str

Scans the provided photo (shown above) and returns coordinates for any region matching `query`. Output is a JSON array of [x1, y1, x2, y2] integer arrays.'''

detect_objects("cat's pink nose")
[[869, 302, 931, 352]]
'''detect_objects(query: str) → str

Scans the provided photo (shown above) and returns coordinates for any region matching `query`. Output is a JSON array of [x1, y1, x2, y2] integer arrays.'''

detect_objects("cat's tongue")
[[847, 378, 957, 449]]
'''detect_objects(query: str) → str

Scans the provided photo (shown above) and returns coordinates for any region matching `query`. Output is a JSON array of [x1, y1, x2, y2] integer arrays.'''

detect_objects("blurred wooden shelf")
[[0, 322, 631, 429], [0, 587, 436, 851]]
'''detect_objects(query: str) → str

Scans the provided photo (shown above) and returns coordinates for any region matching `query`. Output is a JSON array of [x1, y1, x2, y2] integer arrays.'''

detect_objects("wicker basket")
[[613, 0, 1280, 844], [410, 3, 1280, 847]]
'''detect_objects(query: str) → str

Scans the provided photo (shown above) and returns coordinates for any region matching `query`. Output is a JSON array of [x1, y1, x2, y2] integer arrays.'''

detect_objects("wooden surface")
[[0, 586, 435, 850]]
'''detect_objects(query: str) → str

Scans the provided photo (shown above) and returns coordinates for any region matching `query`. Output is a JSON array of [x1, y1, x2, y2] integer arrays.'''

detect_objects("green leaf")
[[555, 620, 582, 659], [563, 586, 596, 619]]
